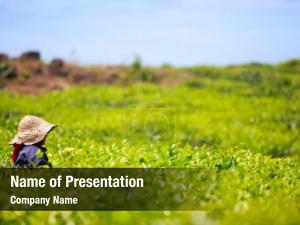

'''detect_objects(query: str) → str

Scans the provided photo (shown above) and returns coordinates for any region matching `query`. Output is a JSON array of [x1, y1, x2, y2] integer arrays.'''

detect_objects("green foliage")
[[19, 68, 31, 79], [186, 62, 300, 98], [185, 79, 203, 89], [131, 56, 142, 71], [127, 56, 159, 82], [0, 63, 16, 79], [0, 63, 299, 224], [278, 58, 300, 73]]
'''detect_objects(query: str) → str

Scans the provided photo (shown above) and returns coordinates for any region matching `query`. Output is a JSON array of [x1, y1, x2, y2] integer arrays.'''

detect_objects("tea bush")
[[0, 66, 299, 224]]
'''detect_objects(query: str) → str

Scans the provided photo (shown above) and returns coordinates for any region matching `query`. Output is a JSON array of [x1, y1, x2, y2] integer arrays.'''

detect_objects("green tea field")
[[0, 63, 300, 224]]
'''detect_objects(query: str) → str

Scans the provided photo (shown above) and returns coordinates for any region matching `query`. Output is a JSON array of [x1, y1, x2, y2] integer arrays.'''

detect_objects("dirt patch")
[[0, 51, 191, 94], [4, 76, 69, 94]]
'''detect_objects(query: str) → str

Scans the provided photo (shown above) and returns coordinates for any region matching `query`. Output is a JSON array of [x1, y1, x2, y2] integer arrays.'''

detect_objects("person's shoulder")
[[22, 145, 46, 152], [22, 145, 40, 151]]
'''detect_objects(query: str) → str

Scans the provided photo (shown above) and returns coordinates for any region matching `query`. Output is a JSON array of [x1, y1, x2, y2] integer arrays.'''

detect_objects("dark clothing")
[[14, 145, 49, 167]]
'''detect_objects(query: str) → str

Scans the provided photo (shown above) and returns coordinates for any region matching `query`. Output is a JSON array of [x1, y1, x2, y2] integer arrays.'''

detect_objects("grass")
[[0, 63, 299, 224]]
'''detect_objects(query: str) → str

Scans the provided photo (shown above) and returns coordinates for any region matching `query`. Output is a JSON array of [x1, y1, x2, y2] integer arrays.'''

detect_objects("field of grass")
[[0, 63, 299, 224]]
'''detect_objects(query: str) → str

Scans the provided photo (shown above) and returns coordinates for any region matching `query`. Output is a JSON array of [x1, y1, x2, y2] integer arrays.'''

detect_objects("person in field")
[[10, 115, 56, 168]]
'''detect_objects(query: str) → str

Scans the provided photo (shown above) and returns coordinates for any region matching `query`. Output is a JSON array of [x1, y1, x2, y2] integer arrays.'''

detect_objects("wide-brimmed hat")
[[10, 115, 57, 145]]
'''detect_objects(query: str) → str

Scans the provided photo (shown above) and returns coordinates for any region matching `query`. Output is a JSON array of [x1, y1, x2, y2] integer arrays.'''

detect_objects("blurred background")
[[1, 0, 300, 65]]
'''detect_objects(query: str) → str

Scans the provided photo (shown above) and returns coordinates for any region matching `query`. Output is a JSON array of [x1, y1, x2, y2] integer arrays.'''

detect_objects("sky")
[[0, 0, 300, 66]]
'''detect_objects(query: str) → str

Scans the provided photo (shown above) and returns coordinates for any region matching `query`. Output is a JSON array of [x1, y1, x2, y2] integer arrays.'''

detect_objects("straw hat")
[[10, 115, 57, 145]]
